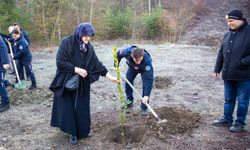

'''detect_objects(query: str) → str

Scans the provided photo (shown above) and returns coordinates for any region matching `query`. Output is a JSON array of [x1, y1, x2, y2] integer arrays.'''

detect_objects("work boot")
[[212, 118, 232, 126], [29, 82, 37, 90], [69, 135, 77, 145], [229, 123, 244, 133], [0, 102, 10, 113], [4, 80, 14, 88], [9, 71, 15, 75], [140, 108, 150, 116]]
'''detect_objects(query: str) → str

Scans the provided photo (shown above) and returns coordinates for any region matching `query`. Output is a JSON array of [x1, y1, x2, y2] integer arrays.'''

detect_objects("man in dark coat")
[[50, 22, 118, 144], [115, 46, 154, 114], [212, 10, 250, 133], [0, 36, 10, 112]]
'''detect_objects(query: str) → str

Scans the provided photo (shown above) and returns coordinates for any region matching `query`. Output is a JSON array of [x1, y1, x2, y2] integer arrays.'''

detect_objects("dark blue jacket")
[[0, 36, 10, 72], [117, 46, 153, 72], [214, 21, 250, 80], [21, 31, 30, 45], [13, 36, 32, 64], [117, 46, 154, 96], [0, 33, 15, 53]]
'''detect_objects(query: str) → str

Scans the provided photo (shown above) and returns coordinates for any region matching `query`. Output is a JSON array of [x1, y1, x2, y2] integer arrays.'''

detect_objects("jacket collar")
[[230, 20, 248, 32]]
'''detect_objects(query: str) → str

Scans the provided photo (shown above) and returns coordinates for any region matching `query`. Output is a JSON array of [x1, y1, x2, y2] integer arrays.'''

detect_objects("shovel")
[[6, 41, 26, 89], [120, 73, 167, 124]]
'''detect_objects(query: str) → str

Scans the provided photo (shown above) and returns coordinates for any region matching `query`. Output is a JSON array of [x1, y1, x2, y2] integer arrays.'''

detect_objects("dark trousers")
[[125, 68, 148, 110], [16, 59, 30, 80], [223, 80, 250, 125], [17, 60, 36, 83], [0, 72, 9, 104]]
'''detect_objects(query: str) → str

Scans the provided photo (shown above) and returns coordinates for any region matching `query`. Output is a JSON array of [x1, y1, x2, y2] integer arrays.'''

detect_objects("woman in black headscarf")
[[50, 22, 118, 144]]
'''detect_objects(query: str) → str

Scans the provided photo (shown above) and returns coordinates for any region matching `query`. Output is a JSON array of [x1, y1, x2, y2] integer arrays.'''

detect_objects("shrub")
[[141, 8, 162, 39], [102, 7, 132, 39]]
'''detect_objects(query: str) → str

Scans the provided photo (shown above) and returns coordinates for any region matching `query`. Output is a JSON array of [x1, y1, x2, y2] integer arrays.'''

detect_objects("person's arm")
[[141, 65, 154, 103], [213, 44, 223, 80], [0, 37, 10, 70], [88, 49, 119, 83], [13, 46, 25, 60], [105, 72, 119, 83], [241, 53, 250, 66], [56, 39, 75, 73], [115, 48, 129, 67]]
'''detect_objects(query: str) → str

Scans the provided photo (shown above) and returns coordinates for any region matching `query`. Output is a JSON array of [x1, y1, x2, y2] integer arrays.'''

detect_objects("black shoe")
[[29, 84, 37, 90], [0, 103, 10, 113], [69, 135, 77, 144], [229, 123, 244, 133], [140, 108, 150, 115], [5, 80, 14, 88], [9, 71, 15, 75], [84, 133, 92, 138], [212, 118, 232, 126]]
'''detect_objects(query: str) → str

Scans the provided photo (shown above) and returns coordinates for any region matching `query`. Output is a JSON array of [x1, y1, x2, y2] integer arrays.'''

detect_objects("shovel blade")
[[14, 81, 26, 89]]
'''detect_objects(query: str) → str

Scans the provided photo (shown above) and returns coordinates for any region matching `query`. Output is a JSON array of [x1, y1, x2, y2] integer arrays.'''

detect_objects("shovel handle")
[[120, 73, 162, 121], [6, 41, 21, 83]]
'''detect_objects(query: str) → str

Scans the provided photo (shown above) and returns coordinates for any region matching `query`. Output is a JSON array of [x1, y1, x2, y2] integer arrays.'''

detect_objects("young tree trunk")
[[148, 0, 151, 13], [158, 0, 161, 7], [119, 0, 125, 10], [89, 0, 94, 23], [42, 0, 49, 45], [51, 1, 63, 45]]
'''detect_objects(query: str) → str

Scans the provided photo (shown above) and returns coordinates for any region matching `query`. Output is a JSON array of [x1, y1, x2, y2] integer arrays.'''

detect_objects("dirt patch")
[[95, 106, 200, 144], [148, 107, 200, 135], [107, 125, 145, 144], [154, 76, 172, 89], [7, 87, 53, 105]]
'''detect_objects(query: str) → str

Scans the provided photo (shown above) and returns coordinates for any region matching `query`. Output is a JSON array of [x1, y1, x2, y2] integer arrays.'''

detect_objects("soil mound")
[[154, 76, 172, 89]]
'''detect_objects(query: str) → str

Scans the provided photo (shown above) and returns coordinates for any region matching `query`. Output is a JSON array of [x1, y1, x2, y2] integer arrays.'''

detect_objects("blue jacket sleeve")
[[115, 46, 133, 67], [141, 64, 154, 97], [13, 43, 27, 60], [0, 37, 10, 65]]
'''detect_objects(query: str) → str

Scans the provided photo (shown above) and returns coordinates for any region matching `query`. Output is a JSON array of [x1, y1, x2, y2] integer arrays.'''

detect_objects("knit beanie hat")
[[225, 9, 244, 20]]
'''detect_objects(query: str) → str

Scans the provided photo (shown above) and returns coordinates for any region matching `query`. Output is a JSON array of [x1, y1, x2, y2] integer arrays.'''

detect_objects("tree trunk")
[[158, 0, 161, 7], [42, 0, 49, 45], [148, 0, 151, 13], [89, 0, 94, 23], [120, 0, 125, 11]]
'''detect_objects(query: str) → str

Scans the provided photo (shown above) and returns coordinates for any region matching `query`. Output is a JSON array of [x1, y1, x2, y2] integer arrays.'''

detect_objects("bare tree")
[[89, 0, 94, 23], [119, 0, 125, 10], [148, 0, 151, 13]]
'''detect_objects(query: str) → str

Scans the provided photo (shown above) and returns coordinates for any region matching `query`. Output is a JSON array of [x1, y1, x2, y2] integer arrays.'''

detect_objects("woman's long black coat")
[[50, 35, 108, 138]]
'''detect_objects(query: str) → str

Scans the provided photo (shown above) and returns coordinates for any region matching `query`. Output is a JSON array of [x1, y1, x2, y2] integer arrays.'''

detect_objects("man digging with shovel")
[[115, 46, 154, 114]]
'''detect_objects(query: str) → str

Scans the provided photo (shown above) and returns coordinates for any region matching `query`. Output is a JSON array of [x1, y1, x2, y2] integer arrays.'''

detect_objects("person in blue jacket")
[[13, 23, 30, 80], [116, 46, 154, 113], [11, 29, 36, 90], [0, 36, 10, 112], [13, 23, 30, 45]]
